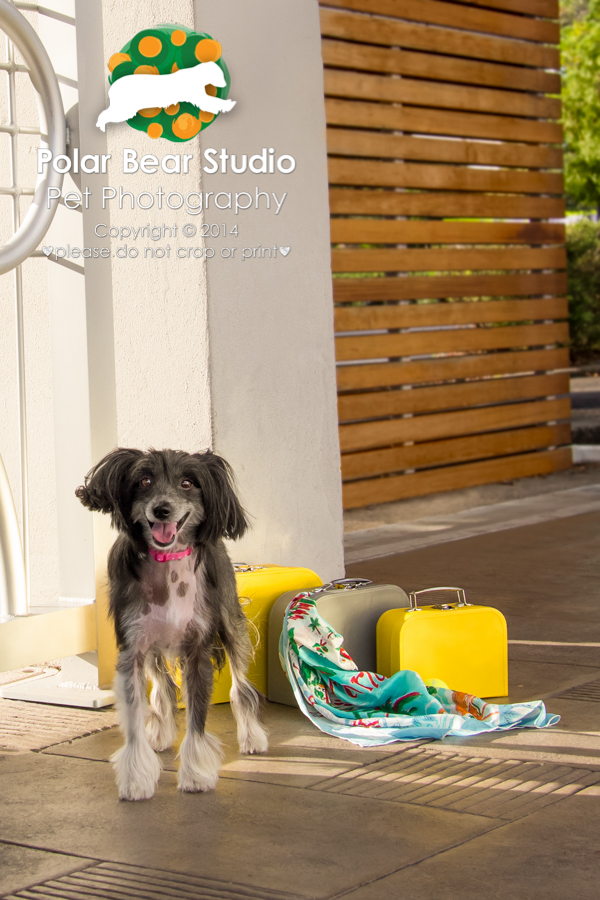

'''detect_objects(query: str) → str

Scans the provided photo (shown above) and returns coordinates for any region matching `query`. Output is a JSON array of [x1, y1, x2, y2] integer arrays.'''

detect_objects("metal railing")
[[0, 0, 64, 618]]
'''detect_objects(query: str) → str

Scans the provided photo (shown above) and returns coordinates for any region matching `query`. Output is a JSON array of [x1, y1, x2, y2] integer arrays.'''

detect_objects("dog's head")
[[75, 448, 248, 551]]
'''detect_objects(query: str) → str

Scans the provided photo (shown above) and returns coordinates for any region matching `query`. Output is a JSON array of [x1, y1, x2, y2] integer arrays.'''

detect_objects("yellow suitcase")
[[376, 587, 508, 698], [211, 563, 323, 703]]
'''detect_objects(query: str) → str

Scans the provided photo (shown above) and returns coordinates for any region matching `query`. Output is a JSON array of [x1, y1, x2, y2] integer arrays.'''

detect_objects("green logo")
[[105, 24, 232, 142]]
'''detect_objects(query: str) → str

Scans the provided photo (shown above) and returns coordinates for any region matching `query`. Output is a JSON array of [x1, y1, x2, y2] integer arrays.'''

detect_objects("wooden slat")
[[322, 2, 568, 509], [441, 0, 558, 18], [327, 128, 562, 170], [319, 0, 559, 42], [339, 397, 570, 452], [335, 298, 568, 333], [329, 189, 565, 221], [320, 9, 560, 69], [321, 41, 560, 95], [324, 70, 560, 120], [333, 273, 567, 304], [331, 221, 565, 246], [332, 246, 566, 275], [342, 423, 571, 480], [342, 447, 571, 508], [325, 99, 563, 145], [329, 159, 562, 195], [336, 322, 568, 362], [338, 373, 569, 423], [337, 348, 569, 391]]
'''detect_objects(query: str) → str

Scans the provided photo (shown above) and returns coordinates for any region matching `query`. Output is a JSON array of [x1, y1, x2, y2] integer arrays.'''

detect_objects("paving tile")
[[508, 642, 600, 669], [308, 744, 600, 820], [0, 751, 496, 899], [340, 783, 600, 900], [43, 702, 408, 788], [3, 860, 302, 900], [505, 617, 600, 643], [441, 723, 600, 768], [346, 512, 600, 637], [345, 486, 600, 565], [486, 659, 600, 705], [542, 698, 600, 735], [554, 679, 600, 702], [0, 842, 94, 896]]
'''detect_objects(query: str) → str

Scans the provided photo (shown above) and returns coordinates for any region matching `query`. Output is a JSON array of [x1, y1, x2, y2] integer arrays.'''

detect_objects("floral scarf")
[[279, 591, 559, 746]]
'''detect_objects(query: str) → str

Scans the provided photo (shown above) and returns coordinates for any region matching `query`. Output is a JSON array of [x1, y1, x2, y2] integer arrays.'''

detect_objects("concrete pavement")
[[1, 491, 600, 898]]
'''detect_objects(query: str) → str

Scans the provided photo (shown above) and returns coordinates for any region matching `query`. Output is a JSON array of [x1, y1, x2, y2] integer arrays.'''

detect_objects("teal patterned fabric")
[[279, 592, 559, 746]]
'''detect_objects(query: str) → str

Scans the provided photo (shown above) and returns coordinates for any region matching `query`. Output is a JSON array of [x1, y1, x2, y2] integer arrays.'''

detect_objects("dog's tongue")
[[151, 521, 178, 544]]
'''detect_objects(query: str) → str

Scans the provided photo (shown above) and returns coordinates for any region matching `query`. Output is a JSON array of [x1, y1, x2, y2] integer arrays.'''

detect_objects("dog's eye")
[[181, 479, 192, 490], [140, 477, 152, 488]]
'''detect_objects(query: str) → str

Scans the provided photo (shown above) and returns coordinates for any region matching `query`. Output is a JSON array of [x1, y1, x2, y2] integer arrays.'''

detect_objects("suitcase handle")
[[409, 586, 470, 611], [233, 563, 267, 572], [313, 578, 372, 593]]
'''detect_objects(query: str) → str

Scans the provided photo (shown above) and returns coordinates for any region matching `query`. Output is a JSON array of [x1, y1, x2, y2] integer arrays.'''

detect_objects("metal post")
[[6, 26, 29, 610], [0, 453, 26, 618]]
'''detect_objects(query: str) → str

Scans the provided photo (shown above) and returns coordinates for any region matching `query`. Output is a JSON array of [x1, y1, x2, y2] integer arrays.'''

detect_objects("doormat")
[[0, 698, 117, 752]]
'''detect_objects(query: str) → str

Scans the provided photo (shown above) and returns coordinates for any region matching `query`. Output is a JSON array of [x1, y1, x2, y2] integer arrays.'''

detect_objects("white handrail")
[[0, 0, 64, 274], [0, 0, 65, 617]]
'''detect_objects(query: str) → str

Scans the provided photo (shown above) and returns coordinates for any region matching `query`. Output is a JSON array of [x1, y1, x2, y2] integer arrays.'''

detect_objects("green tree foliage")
[[561, 0, 600, 211], [567, 219, 600, 361]]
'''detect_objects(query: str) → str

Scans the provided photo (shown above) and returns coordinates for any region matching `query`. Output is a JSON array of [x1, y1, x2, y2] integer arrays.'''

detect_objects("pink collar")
[[149, 546, 192, 563]]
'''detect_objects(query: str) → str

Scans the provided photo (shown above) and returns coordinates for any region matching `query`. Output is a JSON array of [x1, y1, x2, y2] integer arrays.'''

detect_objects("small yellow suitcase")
[[211, 563, 323, 703], [376, 587, 508, 698]]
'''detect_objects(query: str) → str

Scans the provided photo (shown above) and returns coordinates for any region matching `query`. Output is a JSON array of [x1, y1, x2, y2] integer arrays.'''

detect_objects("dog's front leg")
[[145, 653, 178, 751], [177, 641, 224, 792], [111, 649, 162, 801]]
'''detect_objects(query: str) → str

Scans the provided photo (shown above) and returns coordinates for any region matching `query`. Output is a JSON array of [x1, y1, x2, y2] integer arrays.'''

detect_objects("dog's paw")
[[111, 742, 161, 801], [146, 713, 177, 752], [178, 770, 219, 793], [239, 720, 269, 755], [177, 731, 223, 793]]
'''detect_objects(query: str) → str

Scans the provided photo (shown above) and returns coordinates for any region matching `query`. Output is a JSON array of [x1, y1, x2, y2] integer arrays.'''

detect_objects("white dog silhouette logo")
[[97, 61, 235, 132], [98, 26, 234, 141]]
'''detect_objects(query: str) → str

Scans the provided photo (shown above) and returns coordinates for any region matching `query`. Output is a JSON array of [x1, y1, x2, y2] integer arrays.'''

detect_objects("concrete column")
[[93, 0, 212, 452], [77, 0, 342, 615], [195, 0, 344, 579]]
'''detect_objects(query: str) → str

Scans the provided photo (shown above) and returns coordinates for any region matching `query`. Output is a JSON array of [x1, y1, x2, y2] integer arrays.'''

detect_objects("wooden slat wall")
[[321, 0, 571, 509]]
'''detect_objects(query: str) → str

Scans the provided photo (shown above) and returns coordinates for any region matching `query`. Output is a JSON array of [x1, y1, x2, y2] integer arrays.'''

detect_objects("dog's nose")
[[152, 504, 172, 521]]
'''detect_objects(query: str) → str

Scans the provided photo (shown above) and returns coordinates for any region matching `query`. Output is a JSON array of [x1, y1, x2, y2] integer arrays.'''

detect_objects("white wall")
[[40, 1, 96, 603], [195, 0, 344, 578], [94, 0, 213, 452], [0, 0, 343, 617]]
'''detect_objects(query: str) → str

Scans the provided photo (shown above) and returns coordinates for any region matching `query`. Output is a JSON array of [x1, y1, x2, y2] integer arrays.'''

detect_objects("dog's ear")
[[75, 448, 144, 531], [190, 451, 248, 544]]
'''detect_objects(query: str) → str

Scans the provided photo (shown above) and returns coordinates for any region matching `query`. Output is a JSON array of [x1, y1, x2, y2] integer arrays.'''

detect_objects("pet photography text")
[[39, 146, 295, 215]]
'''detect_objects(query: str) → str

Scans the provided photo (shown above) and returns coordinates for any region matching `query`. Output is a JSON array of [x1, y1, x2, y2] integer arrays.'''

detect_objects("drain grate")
[[309, 745, 600, 820], [3, 860, 302, 900], [0, 699, 117, 751], [554, 679, 600, 703]]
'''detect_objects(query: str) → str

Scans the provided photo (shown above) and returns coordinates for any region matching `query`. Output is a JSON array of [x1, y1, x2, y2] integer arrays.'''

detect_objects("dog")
[[75, 447, 268, 801], [96, 61, 236, 131]]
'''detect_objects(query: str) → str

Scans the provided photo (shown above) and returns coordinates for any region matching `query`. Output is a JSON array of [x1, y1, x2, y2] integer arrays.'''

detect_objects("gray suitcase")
[[267, 578, 410, 707]]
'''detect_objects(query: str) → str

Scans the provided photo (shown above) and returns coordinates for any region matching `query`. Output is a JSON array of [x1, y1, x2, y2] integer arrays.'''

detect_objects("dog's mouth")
[[148, 512, 190, 547]]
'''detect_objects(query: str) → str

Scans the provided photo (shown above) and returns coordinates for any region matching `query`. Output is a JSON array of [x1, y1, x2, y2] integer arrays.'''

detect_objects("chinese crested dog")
[[76, 448, 268, 801]]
